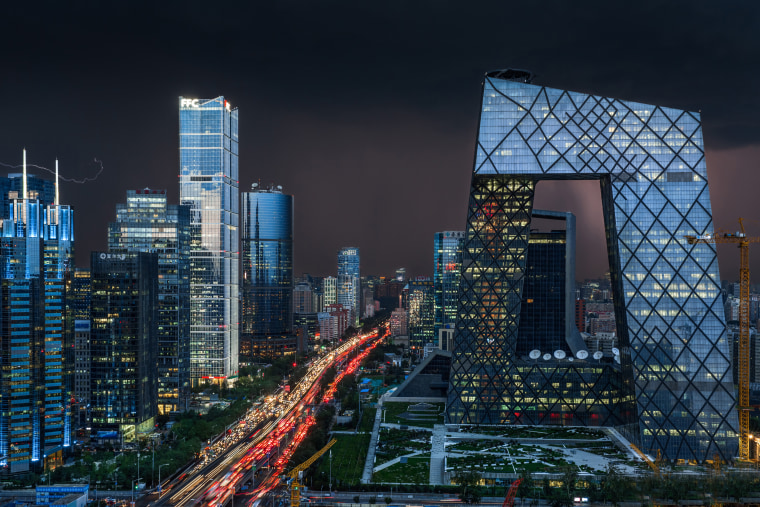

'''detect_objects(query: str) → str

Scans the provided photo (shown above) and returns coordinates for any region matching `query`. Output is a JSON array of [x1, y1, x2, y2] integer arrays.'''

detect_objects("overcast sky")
[[1, 1, 759, 280]]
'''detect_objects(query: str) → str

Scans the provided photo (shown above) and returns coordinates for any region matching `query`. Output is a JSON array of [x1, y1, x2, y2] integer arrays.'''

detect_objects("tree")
[[384, 497, 392, 505], [517, 470, 534, 503], [454, 471, 482, 504], [600, 463, 632, 506]]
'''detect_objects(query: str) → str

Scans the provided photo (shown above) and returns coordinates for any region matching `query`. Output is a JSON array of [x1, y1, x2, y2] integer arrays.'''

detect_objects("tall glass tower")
[[179, 96, 239, 384], [337, 247, 360, 326], [241, 183, 294, 358], [433, 231, 465, 335], [446, 69, 738, 462], [0, 154, 74, 473], [108, 189, 190, 413]]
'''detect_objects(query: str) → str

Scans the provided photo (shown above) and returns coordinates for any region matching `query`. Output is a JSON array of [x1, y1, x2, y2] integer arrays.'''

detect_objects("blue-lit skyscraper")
[[108, 189, 191, 414], [433, 231, 465, 335], [0, 153, 73, 474], [241, 183, 294, 358], [446, 69, 738, 462], [337, 247, 360, 326], [179, 96, 239, 384]]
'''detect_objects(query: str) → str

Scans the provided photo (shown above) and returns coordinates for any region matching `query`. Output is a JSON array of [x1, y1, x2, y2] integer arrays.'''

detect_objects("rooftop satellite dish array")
[[527, 347, 620, 362]]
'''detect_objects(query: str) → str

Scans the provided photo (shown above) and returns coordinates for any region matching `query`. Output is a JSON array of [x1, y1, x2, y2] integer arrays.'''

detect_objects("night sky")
[[2, 1, 759, 281]]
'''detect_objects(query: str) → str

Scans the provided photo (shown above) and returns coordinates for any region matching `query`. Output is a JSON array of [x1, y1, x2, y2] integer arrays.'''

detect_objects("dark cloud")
[[1, 0, 759, 279]]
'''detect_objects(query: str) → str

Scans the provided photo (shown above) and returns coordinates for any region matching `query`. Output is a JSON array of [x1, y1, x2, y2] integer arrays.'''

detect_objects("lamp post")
[[329, 449, 332, 495], [158, 464, 169, 498]]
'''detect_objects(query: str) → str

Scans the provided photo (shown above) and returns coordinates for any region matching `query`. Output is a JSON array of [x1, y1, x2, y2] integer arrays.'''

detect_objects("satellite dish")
[[529, 350, 541, 360], [593, 351, 604, 360], [576, 350, 589, 360], [611, 347, 620, 356], [542, 353, 552, 361], [554, 350, 566, 360], [614, 355, 621, 364]]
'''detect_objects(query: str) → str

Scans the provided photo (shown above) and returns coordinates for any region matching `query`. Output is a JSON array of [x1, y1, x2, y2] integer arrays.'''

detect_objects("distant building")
[[434, 231, 465, 335], [322, 276, 337, 310], [390, 307, 408, 337], [107, 189, 191, 414], [293, 282, 313, 313], [406, 278, 435, 355], [73, 320, 91, 430], [337, 247, 360, 325], [241, 183, 295, 359], [90, 252, 158, 442]]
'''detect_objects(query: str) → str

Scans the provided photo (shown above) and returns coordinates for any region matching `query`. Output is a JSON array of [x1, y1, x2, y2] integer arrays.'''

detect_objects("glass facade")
[[0, 180, 73, 473], [108, 189, 191, 414], [179, 96, 239, 383], [434, 231, 465, 335], [241, 184, 294, 358], [407, 278, 435, 354], [90, 252, 158, 441], [446, 70, 738, 462], [337, 247, 360, 325]]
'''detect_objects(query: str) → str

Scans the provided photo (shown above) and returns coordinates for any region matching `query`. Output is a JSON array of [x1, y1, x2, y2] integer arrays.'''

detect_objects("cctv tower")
[[446, 70, 739, 462]]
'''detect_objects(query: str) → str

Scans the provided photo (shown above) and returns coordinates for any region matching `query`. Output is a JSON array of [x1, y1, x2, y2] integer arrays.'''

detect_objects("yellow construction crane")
[[288, 438, 337, 506], [630, 443, 660, 476], [686, 218, 760, 461]]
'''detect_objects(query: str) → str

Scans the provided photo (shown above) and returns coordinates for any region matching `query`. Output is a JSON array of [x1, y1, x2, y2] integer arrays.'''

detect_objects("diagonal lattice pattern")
[[446, 72, 739, 462]]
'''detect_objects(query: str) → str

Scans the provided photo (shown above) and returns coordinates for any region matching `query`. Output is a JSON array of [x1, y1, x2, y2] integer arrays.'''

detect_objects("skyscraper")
[[241, 183, 294, 358], [433, 231, 465, 335], [90, 252, 158, 441], [407, 278, 435, 355], [0, 154, 73, 473], [322, 276, 337, 310], [446, 69, 738, 462], [337, 247, 360, 326], [108, 189, 191, 414], [179, 96, 239, 384]]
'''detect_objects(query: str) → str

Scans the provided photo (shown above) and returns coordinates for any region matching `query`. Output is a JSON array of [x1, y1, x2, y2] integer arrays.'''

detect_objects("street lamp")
[[158, 463, 169, 498]]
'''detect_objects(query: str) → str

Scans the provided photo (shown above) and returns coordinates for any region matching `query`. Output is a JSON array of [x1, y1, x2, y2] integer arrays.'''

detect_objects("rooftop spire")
[[22, 149, 27, 199], [55, 158, 59, 205]]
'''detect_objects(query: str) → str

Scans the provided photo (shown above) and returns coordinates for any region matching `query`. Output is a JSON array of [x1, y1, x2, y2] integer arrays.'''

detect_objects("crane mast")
[[686, 218, 756, 461]]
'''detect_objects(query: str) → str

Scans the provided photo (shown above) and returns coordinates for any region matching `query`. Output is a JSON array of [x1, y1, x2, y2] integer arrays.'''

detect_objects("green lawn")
[[314, 434, 371, 486], [358, 407, 377, 432], [372, 453, 431, 484]]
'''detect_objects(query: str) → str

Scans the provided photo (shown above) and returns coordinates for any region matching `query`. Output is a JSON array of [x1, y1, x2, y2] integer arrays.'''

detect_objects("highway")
[[148, 325, 387, 507]]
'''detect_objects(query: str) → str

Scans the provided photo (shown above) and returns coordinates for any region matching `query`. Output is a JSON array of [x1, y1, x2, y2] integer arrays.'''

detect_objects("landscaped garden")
[[312, 433, 371, 488], [372, 453, 431, 484], [383, 402, 445, 428], [375, 428, 431, 461]]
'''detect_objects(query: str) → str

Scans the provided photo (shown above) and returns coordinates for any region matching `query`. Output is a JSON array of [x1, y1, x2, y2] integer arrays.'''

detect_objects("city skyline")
[[2, 2, 760, 281]]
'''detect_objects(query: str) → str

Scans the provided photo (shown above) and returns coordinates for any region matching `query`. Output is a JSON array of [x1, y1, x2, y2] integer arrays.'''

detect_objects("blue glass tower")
[[241, 183, 294, 358], [108, 189, 191, 413], [0, 156, 73, 474], [433, 231, 465, 335], [179, 96, 239, 383], [446, 70, 738, 462], [337, 247, 360, 326]]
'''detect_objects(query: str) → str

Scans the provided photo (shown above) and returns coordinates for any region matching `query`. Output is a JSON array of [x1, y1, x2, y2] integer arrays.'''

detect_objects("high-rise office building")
[[446, 69, 738, 462], [107, 189, 191, 414], [179, 96, 239, 384], [0, 156, 73, 473], [407, 278, 435, 355], [67, 268, 90, 430], [241, 183, 294, 358], [337, 247, 360, 326], [0, 173, 55, 219], [322, 276, 337, 310], [293, 282, 313, 314], [433, 231, 465, 335], [90, 252, 158, 441]]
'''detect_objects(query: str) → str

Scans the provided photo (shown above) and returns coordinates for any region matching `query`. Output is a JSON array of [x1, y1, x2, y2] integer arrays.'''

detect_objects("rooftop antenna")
[[22, 149, 27, 199], [55, 158, 59, 205]]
